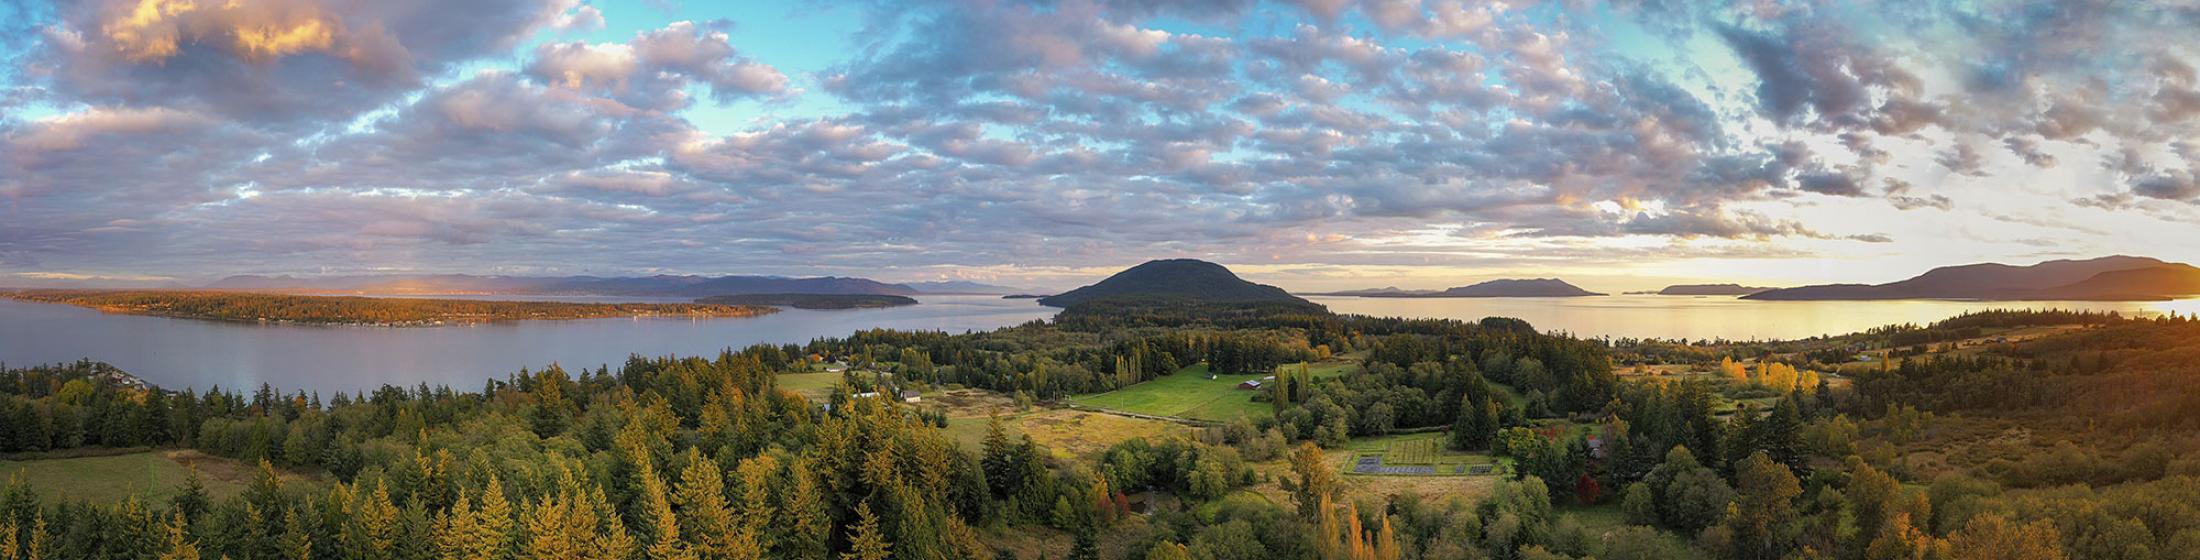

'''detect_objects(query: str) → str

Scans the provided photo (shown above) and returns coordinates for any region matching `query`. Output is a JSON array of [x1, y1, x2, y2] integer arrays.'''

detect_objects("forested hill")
[[1036, 259, 1315, 308], [1746, 255, 2200, 300]]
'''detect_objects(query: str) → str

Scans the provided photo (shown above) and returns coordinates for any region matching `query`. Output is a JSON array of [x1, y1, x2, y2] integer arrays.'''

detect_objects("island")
[[1745, 255, 2200, 301], [1304, 287, 1433, 297], [0, 290, 777, 326], [1001, 294, 1048, 299], [695, 293, 920, 310], [1036, 259, 1317, 309], [1360, 278, 1604, 298], [1652, 284, 1775, 296]]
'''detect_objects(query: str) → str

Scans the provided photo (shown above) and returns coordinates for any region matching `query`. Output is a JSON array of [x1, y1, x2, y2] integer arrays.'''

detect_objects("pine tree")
[[172, 468, 210, 523], [673, 450, 738, 559], [279, 506, 312, 560], [779, 462, 829, 560], [19, 515, 39, 560], [732, 454, 780, 549], [639, 457, 695, 560], [476, 476, 515, 560], [842, 502, 891, 560], [586, 486, 637, 559], [436, 494, 482, 559], [0, 515, 15, 560], [346, 481, 398, 560], [157, 512, 199, 560], [522, 495, 579, 560]]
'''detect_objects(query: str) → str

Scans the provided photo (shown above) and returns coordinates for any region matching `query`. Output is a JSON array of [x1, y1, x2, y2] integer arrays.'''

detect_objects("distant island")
[[900, 281, 1023, 295], [0, 290, 777, 326], [696, 293, 919, 310], [1745, 255, 2200, 301], [1037, 259, 1316, 309], [204, 273, 948, 298], [1360, 278, 1604, 298], [1001, 294, 1048, 299], [1651, 284, 1776, 296], [1305, 286, 1430, 297]]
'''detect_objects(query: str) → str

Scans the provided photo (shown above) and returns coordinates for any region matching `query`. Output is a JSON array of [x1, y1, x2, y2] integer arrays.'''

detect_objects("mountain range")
[[205, 274, 971, 297], [899, 281, 1024, 294], [1744, 256, 2200, 301], [1036, 259, 1314, 308], [1355, 278, 1604, 298], [1654, 284, 1776, 296]]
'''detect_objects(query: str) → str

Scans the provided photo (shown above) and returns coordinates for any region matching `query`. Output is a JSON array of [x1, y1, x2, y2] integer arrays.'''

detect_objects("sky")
[[1, 0, 2196, 292]]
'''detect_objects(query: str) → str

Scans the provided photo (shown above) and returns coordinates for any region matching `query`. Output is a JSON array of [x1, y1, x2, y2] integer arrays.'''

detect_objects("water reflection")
[[0, 295, 1055, 393]]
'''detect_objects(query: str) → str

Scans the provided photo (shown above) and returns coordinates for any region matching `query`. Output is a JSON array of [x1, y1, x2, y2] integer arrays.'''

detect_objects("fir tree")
[[842, 502, 891, 560]]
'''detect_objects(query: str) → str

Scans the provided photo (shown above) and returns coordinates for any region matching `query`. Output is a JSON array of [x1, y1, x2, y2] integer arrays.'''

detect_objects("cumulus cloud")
[[34, 0, 573, 122], [3, 0, 2197, 278], [526, 21, 787, 112]]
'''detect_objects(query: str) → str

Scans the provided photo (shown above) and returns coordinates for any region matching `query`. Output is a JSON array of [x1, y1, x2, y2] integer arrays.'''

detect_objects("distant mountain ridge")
[[1745, 256, 2200, 301], [1656, 284, 1775, 296], [208, 274, 920, 297], [1036, 259, 1315, 308], [1306, 286, 1430, 297], [902, 281, 1024, 294], [1361, 278, 1604, 298]]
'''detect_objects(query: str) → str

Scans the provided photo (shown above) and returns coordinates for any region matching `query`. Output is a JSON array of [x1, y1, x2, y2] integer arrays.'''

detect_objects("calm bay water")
[[1309, 294, 2200, 341], [6, 293, 2197, 393], [0, 295, 1056, 394]]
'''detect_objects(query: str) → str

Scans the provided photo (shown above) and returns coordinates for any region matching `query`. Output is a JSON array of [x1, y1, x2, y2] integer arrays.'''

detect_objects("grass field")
[[777, 371, 846, 399], [1068, 364, 1271, 421], [1069, 359, 1362, 422], [0, 450, 268, 503], [927, 390, 1192, 459], [943, 408, 1191, 459]]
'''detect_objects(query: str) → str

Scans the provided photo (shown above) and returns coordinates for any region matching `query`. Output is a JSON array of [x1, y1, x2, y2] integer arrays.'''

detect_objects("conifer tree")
[[733, 454, 780, 548], [157, 512, 199, 560], [842, 502, 891, 560], [172, 468, 211, 523], [279, 506, 312, 560], [0, 516, 15, 560], [673, 450, 738, 559], [436, 494, 482, 559], [638, 457, 694, 560], [779, 462, 830, 560], [476, 476, 515, 560]]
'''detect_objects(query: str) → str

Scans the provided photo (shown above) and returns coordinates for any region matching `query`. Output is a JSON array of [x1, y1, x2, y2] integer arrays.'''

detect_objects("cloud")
[[527, 22, 786, 111], [2131, 171, 2200, 201], [33, 0, 574, 122], [4, 0, 2200, 280]]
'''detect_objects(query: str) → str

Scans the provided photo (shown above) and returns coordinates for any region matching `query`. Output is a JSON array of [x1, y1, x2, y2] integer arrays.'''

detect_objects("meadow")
[[0, 450, 265, 504], [1067, 360, 1359, 422]]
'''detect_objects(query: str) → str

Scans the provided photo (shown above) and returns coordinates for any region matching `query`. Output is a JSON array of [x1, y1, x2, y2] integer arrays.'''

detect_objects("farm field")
[[1339, 432, 1502, 477], [776, 370, 846, 399], [930, 390, 1192, 459], [0, 449, 279, 504], [1068, 359, 1362, 422]]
